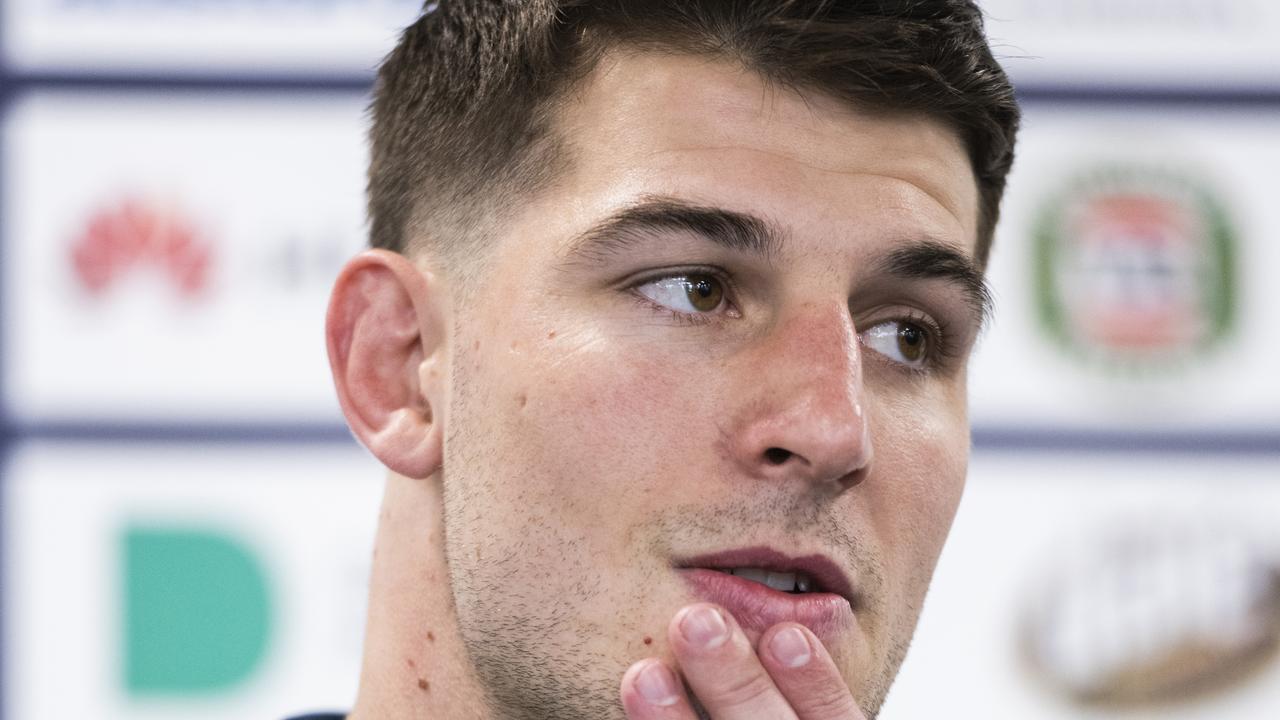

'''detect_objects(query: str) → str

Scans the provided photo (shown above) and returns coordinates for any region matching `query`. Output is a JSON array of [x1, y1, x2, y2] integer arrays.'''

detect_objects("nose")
[[725, 301, 872, 492]]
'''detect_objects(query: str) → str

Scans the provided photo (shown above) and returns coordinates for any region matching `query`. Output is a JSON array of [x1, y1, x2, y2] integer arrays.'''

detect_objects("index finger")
[[667, 603, 798, 719], [758, 622, 867, 720]]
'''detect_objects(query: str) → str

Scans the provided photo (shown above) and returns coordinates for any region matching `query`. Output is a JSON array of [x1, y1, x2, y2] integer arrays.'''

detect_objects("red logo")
[[1067, 192, 1203, 350], [70, 199, 212, 298]]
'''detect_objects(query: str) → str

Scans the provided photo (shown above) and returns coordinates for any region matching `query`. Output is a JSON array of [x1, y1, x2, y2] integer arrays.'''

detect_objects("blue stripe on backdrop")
[[0, 70, 374, 95], [9, 69, 1280, 103], [0, 422, 1275, 456], [1017, 83, 1280, 108], [8, 68, 1280, 104], [1, 422, 356, 445], [972, 427, 1280, 456]]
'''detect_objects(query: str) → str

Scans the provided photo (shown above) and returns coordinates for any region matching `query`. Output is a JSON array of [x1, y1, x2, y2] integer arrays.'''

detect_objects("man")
[[316, 1, 1018, 717]]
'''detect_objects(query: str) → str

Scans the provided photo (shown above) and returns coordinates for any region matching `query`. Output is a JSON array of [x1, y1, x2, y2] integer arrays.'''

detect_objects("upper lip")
[[674, 546, 858, 606]]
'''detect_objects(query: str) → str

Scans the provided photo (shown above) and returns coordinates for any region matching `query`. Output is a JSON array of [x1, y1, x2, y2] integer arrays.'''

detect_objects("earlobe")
[[326, 249, 447, 479]]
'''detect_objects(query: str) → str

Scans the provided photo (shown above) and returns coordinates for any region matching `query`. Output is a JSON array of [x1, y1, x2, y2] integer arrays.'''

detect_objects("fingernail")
[[679, 605, 729, 649], [770, 627, 812, 668], [635, 660, 680, 706]]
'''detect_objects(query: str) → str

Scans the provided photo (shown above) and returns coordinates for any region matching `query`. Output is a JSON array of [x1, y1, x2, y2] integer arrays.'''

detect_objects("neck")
[[349, 472, 488, 719]]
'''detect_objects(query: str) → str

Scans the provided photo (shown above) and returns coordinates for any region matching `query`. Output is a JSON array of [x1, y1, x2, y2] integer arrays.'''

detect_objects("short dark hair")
[[369, 0, 1019, 268]]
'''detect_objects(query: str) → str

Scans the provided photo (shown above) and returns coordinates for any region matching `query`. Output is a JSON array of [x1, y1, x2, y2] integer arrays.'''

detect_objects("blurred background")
[[1, 1, 1278, 718]]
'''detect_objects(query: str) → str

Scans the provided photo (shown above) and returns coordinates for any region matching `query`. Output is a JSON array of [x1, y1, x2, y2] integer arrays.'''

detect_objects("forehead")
[[546, 50, 980, 259]]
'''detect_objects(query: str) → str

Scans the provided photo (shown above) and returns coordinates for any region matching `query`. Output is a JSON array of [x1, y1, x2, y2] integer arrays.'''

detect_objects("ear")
[[326, 249, 448, 479]]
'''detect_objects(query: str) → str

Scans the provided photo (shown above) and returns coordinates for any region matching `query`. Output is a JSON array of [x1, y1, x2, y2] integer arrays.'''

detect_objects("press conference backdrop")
[[2, 1, 1278, 718]]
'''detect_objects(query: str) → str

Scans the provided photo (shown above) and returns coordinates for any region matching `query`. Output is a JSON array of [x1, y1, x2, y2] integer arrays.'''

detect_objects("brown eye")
[[897, 322, 927, 362], [635, 273, 730, 317], [683, 275, 724, 312], [861, 319, 934, 369]]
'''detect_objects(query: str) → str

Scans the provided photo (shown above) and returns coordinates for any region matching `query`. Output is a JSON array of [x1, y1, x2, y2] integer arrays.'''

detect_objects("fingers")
[[758, 623, 868, 720], [620, 658, 699, 719], [621, 604, 866, 720], [666, 603, 799, 719]]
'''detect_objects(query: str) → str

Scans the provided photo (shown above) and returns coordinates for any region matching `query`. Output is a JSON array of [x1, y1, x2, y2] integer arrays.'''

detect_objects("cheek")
[[864, 389, 968, 581], [475, 326, 724, 522]]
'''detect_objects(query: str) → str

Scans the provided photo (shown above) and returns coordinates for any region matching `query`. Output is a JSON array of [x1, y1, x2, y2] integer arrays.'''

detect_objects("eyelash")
[[866, 309, 958, 376], [624, 270, 959, 372], [625, 267, 737, 326]]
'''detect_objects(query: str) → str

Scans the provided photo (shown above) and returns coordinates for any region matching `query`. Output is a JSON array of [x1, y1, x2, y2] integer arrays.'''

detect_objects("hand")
[[620, 603, 867, 719]]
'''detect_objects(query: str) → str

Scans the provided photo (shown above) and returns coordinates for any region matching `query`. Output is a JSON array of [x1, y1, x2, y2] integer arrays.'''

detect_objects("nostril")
[[764, 447, 792, 465]]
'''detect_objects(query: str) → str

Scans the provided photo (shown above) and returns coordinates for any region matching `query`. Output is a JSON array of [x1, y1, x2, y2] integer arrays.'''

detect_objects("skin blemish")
[[427, 631, 435, 642], [406, 658, 416, 669], [643, 636, 653, 645], [418, 678, 430, 692], [473, 340, 480, 351], [516, 393, 528, 409], [547, 330, 557, 339]]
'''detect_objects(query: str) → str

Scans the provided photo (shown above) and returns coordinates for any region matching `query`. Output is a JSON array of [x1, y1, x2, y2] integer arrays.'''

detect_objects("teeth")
[[764, 571, 797, 593], [723, 567, 815, 593], [731, 568, 770, 586]]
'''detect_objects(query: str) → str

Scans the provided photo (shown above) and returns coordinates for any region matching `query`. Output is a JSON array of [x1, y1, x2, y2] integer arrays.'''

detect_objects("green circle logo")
[[1033, 164, 1237, 373]]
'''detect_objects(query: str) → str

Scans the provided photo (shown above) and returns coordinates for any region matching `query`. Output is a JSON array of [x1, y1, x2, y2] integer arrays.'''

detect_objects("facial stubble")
[[438, 339, 918, 719]]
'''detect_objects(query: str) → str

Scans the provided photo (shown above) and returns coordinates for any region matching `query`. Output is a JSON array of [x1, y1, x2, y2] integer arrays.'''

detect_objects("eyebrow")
[[875, 240, 994, 329], [562, 195, 992, 326], [561, 196, 782, 264]]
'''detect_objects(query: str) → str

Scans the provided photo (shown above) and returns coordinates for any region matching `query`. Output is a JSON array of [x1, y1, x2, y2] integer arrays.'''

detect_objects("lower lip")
[[677, 568, 855, 645]]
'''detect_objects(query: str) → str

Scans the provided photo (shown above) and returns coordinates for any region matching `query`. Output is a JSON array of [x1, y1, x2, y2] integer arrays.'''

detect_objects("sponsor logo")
[[70, 198, 213, 299], [1032, 165, 1237, 372], [1019, 517, 1280, 706], [123, 525, 274, 695], [260, 227, 353, 292]]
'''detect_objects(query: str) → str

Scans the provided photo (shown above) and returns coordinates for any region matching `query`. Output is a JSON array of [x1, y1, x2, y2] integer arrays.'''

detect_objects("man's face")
[[437, 51, 982, 718]]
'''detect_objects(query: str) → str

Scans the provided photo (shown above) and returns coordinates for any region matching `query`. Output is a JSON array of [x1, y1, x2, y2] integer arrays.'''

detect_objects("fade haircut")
[[369, 0, 1020, 270]]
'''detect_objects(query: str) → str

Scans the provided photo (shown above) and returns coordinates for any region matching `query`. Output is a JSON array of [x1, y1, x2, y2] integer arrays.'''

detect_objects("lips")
[[673, 546, 859, 644]]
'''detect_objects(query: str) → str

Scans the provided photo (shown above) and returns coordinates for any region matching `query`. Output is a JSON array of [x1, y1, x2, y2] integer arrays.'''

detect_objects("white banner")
[[2, 92, 369, 424], [886, 450, 1280, 719], [3, 441, 383, 720], [981, 0, 1280, 89], [969, 102, 1280, 431], [2, 0, 422, 76]]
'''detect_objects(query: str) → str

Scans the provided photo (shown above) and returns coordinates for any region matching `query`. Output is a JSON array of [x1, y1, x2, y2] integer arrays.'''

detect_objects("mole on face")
[[427, 630, 435, 642], [643, 636, 653, 645], [418, 678, 430, 691]]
